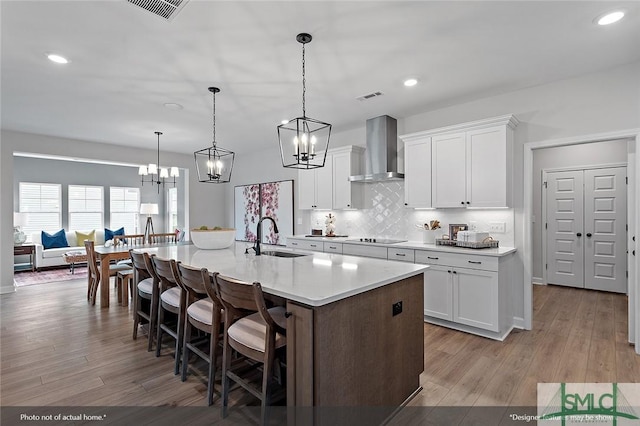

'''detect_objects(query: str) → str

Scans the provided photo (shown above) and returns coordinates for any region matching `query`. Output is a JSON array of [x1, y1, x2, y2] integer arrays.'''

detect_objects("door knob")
[[586, 233, 592, 237], [576, 233, 582, 237]]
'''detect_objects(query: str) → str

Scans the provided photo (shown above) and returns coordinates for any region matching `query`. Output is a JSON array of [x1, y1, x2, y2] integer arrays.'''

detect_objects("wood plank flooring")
[[1, 279, 638, 421]]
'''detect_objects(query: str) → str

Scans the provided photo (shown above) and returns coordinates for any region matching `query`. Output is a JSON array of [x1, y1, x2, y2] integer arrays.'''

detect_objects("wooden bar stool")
[[174, 262, 223, 406], [212, 273, 287, 425], [131, 251, 157, 352], [152, 256, 185, 376], [116, 269, 134, 307]]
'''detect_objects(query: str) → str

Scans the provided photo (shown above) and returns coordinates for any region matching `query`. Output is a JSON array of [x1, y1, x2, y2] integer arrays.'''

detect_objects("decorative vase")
[[423, 230, 436, 244], [14, 227, 26, 245]]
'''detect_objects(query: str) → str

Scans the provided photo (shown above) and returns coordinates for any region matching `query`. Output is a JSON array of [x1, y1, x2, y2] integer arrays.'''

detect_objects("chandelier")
[[194, 87, 235, 183], [278, 33, 331, 169], [138, 131, 179, 192]]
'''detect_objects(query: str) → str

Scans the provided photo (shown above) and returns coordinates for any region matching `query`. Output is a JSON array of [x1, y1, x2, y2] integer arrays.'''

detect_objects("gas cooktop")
[[345, 238, 407, 244]]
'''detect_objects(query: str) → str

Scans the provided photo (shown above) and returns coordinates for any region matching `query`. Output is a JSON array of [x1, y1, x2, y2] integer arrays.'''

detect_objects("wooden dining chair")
[[85, 240, 100, 304], [85, 240, 132, 305], [114, 234, 145, 246], [149, 232, 178, 244], [174, 262, 223, 406], [151, 256, 186, 375], [212, 273, 287, 425], [131, 250, 157, 351]]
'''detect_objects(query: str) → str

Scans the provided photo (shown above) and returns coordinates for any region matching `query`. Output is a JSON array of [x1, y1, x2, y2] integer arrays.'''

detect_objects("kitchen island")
[[139, 242, 427, 410]]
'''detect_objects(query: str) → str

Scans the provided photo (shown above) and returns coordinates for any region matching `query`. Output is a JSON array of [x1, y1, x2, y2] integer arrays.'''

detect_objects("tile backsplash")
[[306, 181, 515, 246]]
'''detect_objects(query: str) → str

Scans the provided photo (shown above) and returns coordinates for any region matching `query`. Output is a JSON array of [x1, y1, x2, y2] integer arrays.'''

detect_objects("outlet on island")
[[392, 301, 403, 316]]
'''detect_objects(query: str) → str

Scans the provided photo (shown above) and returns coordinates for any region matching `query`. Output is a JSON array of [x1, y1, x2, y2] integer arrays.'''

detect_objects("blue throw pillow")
[[104, 227, 125, 242], [41, 229, 70, 250]]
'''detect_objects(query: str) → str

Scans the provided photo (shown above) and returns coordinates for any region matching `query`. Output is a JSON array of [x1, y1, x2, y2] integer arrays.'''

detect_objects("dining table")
[[92, 241, 184, 308]]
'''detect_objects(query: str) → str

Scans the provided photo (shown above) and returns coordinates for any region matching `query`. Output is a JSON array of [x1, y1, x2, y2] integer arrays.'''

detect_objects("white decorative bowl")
[[190, 228, 235, 250]]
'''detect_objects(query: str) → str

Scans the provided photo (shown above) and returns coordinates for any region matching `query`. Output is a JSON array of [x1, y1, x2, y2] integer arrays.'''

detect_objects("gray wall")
[[531, 139, 629, 281], [12, 156, 184, 234], [1, 131, 226, 294]]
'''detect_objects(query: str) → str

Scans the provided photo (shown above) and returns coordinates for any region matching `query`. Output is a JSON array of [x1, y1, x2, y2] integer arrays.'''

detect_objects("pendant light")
[[278, 33, 331, 169], [194, 87, 235, 183], [138, 131, 179, 193]]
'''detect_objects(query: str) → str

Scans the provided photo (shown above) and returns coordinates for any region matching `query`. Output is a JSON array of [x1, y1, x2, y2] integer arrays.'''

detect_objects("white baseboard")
[[532, 277, 545, 285], [0, 282, 17, 294], [513, 316, 525, 329]]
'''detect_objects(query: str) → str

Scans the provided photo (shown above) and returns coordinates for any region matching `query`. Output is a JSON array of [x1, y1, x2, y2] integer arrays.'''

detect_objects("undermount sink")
[[261, 250, 309, 258]]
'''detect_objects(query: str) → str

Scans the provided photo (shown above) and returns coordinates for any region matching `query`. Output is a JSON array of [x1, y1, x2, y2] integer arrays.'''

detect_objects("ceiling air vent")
[[127, 0, 189, 21], [356, 91, 384, 101]]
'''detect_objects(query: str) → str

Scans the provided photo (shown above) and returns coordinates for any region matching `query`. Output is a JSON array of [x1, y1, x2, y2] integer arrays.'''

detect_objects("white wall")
[[223, 61, 640, 324], [531, 140, 629, 281], [0, 130, 226, 294]]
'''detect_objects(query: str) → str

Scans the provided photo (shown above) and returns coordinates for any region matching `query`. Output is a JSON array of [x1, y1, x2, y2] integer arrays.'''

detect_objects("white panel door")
[[432, 132, 466, 208], [546, 170, 585, 288], [466, 126, 507, 207], [298, 169, 316, 209], [332, 152, 351, 209], [584, 167, 627, 293]]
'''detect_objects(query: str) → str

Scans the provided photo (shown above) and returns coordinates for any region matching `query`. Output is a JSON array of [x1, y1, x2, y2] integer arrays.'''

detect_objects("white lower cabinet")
[[287, 239, 323, 252], [416, 249, 512, 340], [452, 267, 498, 332], [423, 265, 453, 321]]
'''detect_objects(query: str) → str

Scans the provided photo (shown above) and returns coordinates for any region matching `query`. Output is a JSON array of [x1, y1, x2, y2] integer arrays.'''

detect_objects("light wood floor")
[[1, 279, 638, 413]]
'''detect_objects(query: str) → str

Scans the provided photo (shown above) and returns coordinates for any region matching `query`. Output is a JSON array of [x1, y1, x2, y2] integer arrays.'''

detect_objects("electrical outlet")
[[489, 222, 506, 233], [469, 221, 477, 231], [392, 301, 403, 316], [297, 218, 302, 225]]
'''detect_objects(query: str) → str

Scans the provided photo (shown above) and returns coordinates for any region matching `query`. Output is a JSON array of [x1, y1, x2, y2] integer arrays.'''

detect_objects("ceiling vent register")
[[356, 92, 384, 101], [127, 0, 189, 21]]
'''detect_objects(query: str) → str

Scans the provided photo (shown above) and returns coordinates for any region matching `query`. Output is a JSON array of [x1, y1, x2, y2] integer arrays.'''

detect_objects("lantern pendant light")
[[194, 87, 235, 183], [278, 33, 331, 169]]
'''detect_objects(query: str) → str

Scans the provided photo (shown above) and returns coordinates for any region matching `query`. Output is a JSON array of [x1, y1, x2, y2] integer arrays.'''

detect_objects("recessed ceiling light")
[[404, 78, 418, 87], [281, 120, 289, 125], [595, 10, 625, 25], [47, 53, 69, 64], [163, 102, 183, 110]]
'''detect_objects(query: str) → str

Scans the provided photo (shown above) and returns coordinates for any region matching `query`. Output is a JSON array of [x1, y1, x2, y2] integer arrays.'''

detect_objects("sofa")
[[30, 230, 106, 270]]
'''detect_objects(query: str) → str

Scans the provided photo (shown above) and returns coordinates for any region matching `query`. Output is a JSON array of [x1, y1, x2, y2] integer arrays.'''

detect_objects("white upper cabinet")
[[403, 114, 518, 209], [432, 132, 466, 208], [298, 155, 333, 210], [332, 146, 364, 209], [402, 137, 432, 208], [298, 146, 364, 210]]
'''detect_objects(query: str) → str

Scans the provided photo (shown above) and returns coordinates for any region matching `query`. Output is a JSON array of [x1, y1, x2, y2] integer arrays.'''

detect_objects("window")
[[167, 187, 178, 232], [19, 182, 62, 237], [68, 185, 104, 231], [110, 187, 140, 234]]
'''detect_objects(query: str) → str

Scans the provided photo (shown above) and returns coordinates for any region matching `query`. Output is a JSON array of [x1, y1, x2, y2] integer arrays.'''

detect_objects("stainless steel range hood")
[[348, 115, 404, 182]]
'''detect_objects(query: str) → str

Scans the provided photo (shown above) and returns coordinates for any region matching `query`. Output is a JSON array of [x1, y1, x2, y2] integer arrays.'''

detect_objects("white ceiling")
[[2, 1, 639, 156]]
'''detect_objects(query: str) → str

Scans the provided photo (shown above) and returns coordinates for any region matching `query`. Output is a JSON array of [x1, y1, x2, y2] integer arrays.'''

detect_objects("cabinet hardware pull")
[[466, 201, 470, 204], [396, 253, 406, 257], [468, 261, 481, 264], [427, 256, 439, 260], [284, 311, 292, 318], [310, 244, 317, 247], [576, 233, 582, 237], [329, 246, 336, 249], [404, 203, 408, 206], [448, 270, 452, 273], [453, 271, 457, 274], [292, 242, 298, 245], [586, 233, 592, 237], [460, 201, 465, 205]]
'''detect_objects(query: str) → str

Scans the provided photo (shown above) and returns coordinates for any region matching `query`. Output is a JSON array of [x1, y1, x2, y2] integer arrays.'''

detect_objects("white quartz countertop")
[[135, 242, 427, 307], [287, 235, 516, 257]]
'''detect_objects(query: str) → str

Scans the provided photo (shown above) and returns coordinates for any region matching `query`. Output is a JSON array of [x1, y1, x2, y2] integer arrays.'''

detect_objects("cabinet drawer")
[[14, 246, 34, 255], [342, 244, 388, 259], [323, 242, 343, 254], [387, 248, 415, 263], [415, 250, 498, 271], [287, 239, 323, 252]]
